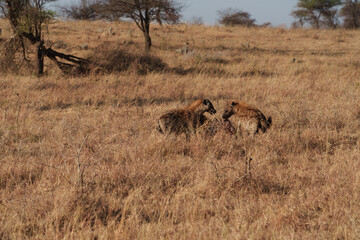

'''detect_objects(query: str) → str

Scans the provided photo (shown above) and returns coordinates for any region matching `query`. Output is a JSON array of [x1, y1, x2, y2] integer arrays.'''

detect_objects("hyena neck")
[[194, 109, 206, 115], [187, 99, 205, 115]]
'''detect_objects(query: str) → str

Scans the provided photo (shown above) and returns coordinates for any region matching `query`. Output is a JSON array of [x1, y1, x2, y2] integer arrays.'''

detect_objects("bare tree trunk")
[[143, 31, 152, 52], [352, 1, 359, 29], [143, 9, 152, 52], [315, 20, 320, 29], [310, 11, 321, 29], [156, 8, 162, 26], [314, 16, 320, 29], [35, 40, 44, 76]]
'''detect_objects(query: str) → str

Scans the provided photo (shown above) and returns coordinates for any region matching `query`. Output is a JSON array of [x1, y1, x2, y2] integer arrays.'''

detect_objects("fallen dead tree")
[[43, 45, 89, 74]]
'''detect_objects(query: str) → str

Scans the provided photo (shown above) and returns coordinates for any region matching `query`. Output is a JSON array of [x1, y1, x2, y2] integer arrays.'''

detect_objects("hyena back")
[[157, 99, 216, 140], [222, 101, 272, 136]]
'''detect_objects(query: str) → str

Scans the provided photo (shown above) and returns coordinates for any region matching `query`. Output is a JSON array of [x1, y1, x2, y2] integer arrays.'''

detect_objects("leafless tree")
[[98, 0, 184, 52], [0, 0, 88, 76], [0, 0, 55, 75], [217, 8, 256, 27], [61, 0, 102, 20]]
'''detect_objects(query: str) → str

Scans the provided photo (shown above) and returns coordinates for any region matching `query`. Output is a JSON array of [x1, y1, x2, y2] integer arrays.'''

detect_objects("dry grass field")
[[1, 19, 360, 239]]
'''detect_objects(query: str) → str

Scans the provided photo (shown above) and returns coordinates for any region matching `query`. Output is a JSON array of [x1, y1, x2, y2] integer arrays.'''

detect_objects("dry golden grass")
[[1, 19, 360, 239]]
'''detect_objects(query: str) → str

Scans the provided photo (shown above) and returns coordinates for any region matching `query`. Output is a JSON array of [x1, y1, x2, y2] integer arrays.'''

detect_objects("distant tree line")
[[62, 0, 360, 30], [215, 1, 360, 29], [63, 3, 267, 28], [291, 0, 360, 29]]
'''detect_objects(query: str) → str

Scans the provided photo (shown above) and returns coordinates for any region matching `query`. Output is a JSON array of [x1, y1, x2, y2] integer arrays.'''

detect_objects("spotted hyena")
[[222, 101, 272, 136], [156, 99, 217, 140]]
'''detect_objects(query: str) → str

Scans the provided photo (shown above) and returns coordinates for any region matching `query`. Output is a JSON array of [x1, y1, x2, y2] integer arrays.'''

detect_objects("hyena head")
[[203, 99, 217, 115], [189, 99, 217, 115], [222, 101, 238, 120]]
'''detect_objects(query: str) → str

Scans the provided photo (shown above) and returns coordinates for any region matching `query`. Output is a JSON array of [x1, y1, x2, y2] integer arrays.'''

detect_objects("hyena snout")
[[222, 110, 233, 120], [222, 101, 237, 119], [209, 108, 217, 115]]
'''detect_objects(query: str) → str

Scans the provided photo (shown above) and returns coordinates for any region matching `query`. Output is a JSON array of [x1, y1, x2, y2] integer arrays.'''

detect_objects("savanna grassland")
[[0, 19, 360, 239]]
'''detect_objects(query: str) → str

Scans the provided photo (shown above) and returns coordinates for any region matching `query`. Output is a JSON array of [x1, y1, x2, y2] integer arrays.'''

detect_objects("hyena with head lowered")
[[222, 101, 272, 136], [156, 99, 217, 140]]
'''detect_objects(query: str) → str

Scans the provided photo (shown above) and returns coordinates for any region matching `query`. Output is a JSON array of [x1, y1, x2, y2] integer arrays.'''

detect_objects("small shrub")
[[87, 42, 134, 74], [87, 42, 167, 75], [135, 54, 167, 75]]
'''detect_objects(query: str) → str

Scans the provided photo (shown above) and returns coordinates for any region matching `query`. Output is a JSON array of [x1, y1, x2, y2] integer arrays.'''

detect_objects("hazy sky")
[[182, 0, 298, 26], [56, 0, 299, 26]]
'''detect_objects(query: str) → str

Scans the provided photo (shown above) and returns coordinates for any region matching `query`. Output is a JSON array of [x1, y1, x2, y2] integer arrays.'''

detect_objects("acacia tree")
[[340, 0, 360, 28], [217, 8, 256, 27], [99, 0, 184, 52], [0, 0, 88, 76], [292, 0, 342, 29]]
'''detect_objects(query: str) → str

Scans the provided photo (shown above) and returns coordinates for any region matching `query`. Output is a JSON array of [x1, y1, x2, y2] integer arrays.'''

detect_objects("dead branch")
[[44, 46, 89, 74]]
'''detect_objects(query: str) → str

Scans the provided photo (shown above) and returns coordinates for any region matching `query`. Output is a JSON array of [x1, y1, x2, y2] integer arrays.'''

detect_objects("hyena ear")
[[231, 101, 236, 106], [203, 99, 208, 105]]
